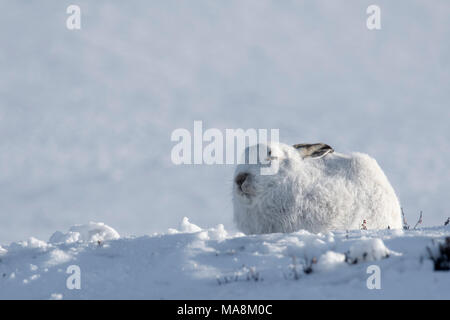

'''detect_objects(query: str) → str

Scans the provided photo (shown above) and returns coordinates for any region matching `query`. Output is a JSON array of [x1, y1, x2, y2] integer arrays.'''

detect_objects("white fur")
[[233, 142, 402, 234]]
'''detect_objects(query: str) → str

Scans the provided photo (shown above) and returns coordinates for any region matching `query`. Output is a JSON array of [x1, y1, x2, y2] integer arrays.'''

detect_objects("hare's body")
[[232, 143, 402, 234]]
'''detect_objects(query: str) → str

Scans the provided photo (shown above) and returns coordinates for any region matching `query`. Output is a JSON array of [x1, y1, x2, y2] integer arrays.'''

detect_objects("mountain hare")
[[233, 142, 402, 234]]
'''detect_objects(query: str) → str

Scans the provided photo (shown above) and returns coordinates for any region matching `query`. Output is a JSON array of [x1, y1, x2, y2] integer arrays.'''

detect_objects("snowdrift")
[[0, 219, 449, 299]]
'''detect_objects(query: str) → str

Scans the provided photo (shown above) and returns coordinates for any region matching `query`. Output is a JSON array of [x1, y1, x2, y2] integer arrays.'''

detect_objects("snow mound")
[[49, 222, 120, 244], [346, 238, 392, 263], [315, 251, 346, 272], [0, 218, 449, 299], [168, 217, 202, 234], [167, 218, 229, 242]]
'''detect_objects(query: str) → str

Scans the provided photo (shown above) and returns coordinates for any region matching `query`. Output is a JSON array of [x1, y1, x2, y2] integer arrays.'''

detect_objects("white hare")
[[232, 142, 402, 234]]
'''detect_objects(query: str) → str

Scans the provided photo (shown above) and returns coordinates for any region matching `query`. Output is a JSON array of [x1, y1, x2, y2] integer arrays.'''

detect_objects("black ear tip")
[[293, 143, 334, 159], [323, 144, 334, 152], [319, 144, 334, 155]]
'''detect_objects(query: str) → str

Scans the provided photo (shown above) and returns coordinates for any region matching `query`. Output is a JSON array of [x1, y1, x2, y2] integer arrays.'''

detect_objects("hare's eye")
[[268, 150, 272, 157]]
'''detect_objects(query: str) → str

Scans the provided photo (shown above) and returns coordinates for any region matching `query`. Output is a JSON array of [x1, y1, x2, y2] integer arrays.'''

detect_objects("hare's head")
[[232, 142, 334, 233], [233, 142, 333, 200]]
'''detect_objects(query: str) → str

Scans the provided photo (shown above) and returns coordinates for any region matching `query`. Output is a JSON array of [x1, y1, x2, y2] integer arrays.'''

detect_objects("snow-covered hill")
[[1, 219, 449, 299]]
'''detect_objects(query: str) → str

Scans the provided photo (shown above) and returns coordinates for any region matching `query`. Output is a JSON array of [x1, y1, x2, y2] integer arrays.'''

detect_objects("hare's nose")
[[235, 173, 249, 188]]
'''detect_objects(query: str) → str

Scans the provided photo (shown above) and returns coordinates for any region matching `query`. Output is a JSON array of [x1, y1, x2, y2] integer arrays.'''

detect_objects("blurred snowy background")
[[0, 0, 448, 244]]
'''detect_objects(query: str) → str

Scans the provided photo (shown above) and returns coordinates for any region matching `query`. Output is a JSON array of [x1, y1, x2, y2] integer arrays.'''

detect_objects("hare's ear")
[[293, 143, 334, 159]]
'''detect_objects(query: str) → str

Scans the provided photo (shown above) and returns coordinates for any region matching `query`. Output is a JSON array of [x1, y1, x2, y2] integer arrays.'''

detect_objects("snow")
[[315, 251, 346, 272], [49, 222, 120, 244], [168, 217, 203, 234], [346, 238, 393, 264], [0, 0, 448, 300], [1, 219, 449, 299], [0, 1, 449, 244]]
